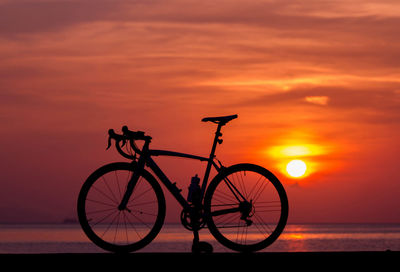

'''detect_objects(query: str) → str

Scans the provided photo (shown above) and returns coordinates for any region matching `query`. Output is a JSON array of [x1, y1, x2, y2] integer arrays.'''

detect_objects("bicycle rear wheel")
[[77, 162, 165, 253], [204, 163, 288, 252]]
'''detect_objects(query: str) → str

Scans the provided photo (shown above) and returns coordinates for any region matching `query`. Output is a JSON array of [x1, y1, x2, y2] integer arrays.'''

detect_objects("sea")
[[1, 223, 399, 253]]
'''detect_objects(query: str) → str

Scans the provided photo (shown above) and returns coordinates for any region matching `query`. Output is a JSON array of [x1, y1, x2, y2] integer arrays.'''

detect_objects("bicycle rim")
[[205, 163, 288, 252], [77, 162, 165, 252]]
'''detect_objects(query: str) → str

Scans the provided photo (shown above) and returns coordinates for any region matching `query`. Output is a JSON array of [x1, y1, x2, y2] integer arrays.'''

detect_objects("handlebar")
[[107, 126, 152, 160]]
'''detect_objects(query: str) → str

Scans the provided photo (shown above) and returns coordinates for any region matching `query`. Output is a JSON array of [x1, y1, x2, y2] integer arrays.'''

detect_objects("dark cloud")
[[2, 0, 399, 37], [0, 0, 126, 37]]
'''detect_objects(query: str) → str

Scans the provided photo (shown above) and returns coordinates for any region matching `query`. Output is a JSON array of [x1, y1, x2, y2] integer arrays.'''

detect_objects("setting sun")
[[286, 159, 307, 178], [266, 142, 327, 178]]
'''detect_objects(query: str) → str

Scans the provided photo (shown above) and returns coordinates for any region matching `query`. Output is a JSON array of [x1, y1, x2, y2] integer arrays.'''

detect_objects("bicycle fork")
[[118, 141, 149, 211]]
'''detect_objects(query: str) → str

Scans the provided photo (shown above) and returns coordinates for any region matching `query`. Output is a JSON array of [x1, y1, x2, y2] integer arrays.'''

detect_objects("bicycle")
[[77, 114, 289, 253]]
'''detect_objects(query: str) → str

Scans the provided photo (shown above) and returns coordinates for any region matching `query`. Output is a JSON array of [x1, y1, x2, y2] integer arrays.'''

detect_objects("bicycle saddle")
[[201, 114, 238, 125]]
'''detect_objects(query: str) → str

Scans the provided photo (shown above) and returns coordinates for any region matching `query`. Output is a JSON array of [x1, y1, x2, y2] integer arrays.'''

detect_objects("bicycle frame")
[[118, 123, 225, 212], [147, 150, 220, 211]]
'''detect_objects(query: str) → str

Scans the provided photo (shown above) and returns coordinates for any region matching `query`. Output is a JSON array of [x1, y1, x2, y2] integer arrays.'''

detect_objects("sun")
[[286, 159, 307, 178]]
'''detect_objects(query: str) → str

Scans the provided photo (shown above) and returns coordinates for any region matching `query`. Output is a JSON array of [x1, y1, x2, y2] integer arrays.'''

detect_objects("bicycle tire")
[[77, 162, 166, 253], [204, 163, 288, 252]]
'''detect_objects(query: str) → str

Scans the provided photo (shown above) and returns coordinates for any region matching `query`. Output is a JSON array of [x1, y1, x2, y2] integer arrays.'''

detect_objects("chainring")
[[180, 207, 206, 231]]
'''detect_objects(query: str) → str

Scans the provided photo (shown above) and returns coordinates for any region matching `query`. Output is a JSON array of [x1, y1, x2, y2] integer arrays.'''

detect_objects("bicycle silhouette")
[[77, 115, 288, 253]]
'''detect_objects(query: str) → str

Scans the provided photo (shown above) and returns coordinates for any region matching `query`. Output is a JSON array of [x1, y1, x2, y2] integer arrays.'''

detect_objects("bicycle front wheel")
[[77, 162, 166, 253], [204, 163, 288, 252]]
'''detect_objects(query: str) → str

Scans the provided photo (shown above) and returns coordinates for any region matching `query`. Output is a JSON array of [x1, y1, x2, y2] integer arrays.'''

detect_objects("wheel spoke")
[[91, 184, 118, 205], [89, 208, 117, 226], [102, 176, 119, 204]]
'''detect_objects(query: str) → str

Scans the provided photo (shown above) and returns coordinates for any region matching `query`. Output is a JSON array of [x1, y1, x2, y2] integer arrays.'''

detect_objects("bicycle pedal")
[[192, 241, 213, 254]]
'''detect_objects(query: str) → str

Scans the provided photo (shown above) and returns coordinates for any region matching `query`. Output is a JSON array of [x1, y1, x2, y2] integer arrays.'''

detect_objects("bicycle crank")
[[180, 208, 206, 231]]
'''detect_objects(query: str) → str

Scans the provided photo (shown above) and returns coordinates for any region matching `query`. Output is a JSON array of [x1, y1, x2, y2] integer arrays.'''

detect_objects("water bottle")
[[187, 174, 200, 203]]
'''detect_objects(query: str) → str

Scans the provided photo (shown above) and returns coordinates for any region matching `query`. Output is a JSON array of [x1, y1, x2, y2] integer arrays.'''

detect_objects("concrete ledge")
[[1, 251, 398, 270]]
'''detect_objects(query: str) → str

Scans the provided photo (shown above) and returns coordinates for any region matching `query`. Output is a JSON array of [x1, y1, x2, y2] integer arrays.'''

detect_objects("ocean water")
[[1, 223, 399, 253]]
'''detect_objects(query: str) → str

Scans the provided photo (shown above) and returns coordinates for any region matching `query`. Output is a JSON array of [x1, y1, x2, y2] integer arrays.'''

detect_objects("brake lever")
[[106, 136, 112, 150]]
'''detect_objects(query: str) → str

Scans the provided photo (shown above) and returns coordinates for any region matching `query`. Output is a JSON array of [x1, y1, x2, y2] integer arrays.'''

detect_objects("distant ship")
[[63, 217, 78, 224]]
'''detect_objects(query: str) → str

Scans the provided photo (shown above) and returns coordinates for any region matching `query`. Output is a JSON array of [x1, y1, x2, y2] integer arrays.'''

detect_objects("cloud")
[[235, 85, 400, 126], [1, 0, 399, 127], [305, 96, 329, 106]]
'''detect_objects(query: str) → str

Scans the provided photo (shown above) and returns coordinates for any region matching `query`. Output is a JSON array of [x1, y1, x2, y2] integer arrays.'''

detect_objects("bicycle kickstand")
[[191, 227, 213, 254]]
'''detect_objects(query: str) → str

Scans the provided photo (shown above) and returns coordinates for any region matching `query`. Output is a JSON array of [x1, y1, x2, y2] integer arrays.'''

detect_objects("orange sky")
[[1, 0, 399, 223]]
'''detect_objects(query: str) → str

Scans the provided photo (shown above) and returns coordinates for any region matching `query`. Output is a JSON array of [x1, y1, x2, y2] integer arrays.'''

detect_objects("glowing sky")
[[1, 0, 399, 223]]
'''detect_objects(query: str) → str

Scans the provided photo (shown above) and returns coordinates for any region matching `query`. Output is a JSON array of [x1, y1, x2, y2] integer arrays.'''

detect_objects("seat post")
[[200, 123, 223, 197], [210, 123, 223, 158]]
